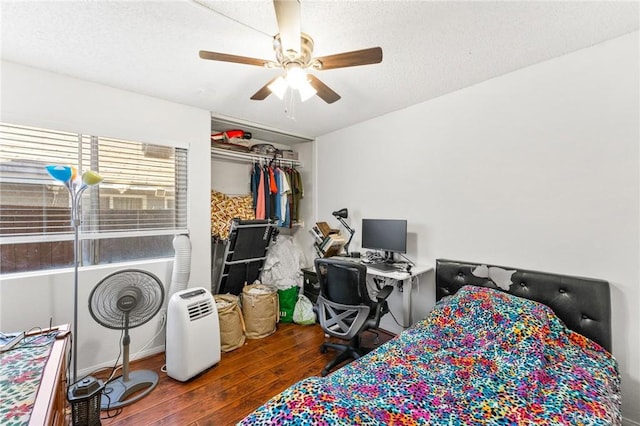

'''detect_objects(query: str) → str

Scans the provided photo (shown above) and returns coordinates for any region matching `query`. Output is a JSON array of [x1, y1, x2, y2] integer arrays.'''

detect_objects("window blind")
[[0, 122, 188, 273], [0, 124, 80, 238]]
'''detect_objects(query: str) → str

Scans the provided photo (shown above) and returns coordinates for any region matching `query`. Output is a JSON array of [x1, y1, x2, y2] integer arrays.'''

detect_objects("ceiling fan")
[[199, 0, 383, 104]]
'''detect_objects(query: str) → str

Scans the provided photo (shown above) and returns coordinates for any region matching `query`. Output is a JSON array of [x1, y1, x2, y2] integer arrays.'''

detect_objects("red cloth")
[[269, 167, 278, 194], [256, 167, 266, 219]]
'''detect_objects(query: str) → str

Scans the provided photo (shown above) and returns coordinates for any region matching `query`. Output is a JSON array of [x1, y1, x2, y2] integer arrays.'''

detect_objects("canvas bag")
[[242, 283, 279, 339], [214, 294, 246, 352]]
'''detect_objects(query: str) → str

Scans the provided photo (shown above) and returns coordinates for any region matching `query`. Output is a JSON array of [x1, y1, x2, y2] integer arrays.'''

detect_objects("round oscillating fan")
[[89, 269, 164, 410]]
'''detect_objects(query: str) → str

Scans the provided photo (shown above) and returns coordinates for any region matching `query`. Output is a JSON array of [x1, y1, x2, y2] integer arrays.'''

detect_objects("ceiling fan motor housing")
[[274, 33, 315, 69]]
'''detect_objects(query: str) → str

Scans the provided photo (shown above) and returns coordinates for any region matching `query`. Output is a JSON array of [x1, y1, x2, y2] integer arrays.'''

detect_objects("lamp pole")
[[335, 216, 355, 256], [46, 166, 102, 385], [71, 186, 88, 384]]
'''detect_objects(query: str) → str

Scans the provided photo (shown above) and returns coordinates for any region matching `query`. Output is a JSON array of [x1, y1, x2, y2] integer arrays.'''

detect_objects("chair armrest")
[[376, 285, 393, 301]]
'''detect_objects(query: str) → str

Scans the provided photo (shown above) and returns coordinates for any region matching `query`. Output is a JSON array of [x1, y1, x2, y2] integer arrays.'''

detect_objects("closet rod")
[[211, 146, 303, 168]]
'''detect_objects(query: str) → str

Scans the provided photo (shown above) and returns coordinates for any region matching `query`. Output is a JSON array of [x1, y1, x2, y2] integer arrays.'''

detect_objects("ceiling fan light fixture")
[[268, 76, 288, 99], [285, 64, 306, 89], [298, 79, 317, 102]]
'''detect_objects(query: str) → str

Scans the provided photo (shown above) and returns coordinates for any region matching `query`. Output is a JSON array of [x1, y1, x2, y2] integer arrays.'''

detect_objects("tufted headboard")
[[435, 259, 612, 352]]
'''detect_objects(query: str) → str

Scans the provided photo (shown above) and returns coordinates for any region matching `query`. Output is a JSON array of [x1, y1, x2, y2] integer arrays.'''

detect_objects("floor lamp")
[[46, 165, 103, 385]]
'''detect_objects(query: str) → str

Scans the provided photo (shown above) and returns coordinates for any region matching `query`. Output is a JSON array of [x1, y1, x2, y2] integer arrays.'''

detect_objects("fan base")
[[100, 370, 159, 410]]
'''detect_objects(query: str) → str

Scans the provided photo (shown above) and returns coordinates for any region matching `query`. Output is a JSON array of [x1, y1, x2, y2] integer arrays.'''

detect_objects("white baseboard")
[[76, 344, 165, 381], [623, 416, 640, 426]]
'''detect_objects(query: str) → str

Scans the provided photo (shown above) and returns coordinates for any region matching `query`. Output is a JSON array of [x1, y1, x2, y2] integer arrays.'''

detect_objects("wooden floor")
[[94, 323, 394, 426]]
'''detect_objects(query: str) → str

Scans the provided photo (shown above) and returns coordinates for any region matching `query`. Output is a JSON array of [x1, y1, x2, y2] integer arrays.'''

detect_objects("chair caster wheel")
[[320, 346, 327, 354], [321, 369, 329, 377]]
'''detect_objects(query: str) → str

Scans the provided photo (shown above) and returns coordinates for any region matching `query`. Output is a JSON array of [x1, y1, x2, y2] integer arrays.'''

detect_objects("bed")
[[239, 259, 620, 425]]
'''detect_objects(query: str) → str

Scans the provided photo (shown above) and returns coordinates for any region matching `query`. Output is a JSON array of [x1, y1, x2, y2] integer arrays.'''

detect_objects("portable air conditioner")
[[166, 287, 221, 381]]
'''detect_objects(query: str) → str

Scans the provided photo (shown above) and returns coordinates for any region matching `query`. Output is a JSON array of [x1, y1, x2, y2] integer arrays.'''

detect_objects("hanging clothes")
[[262, 164, 271, 220], [268, 165, 278, 219], [291, 168, 304, 223], [255, 164, 266, 220], [277, 167, 291, 227], [251, 162, 260, 210], [274, 167, 283, 226], [282, 168, 292, 227], [248, 160, 302, 227]]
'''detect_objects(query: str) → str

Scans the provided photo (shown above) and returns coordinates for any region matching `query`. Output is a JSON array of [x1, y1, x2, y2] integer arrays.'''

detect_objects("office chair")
[[314, 258, 393, 377]]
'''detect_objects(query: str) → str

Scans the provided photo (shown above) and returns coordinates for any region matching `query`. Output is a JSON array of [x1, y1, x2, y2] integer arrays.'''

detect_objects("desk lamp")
[[332, 208, 355, 256]]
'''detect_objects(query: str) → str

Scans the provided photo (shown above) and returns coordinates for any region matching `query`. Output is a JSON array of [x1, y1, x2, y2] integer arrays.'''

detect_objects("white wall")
[[0, 260, 174, 376], [315, 32, 640, 423], [0, 61, 212, 375], [290, 140, 315, 267]]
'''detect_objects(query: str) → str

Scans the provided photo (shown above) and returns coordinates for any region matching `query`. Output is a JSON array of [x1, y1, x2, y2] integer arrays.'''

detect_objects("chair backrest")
[[314, 258, 371, 307]]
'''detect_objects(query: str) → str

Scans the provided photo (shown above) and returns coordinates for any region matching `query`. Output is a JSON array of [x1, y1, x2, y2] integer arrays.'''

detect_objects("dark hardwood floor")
[[94, 323, 394, 426]]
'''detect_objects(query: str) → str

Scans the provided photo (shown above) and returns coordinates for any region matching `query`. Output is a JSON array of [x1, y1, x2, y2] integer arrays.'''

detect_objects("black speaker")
[[68, 376, 104, 426]]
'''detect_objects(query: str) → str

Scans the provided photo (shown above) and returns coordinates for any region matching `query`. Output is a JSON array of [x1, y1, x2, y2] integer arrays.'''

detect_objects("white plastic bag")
[[293, 294, 316, 325]]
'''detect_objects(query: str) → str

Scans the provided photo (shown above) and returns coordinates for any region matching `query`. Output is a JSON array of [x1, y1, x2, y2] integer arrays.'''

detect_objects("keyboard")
[[367, 262, 400, 272], [331, 256, 362, 263]]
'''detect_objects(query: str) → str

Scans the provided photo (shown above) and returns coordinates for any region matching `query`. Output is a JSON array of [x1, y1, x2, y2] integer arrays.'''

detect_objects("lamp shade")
[[332, 208, 348, 219], [82, 170, 103, 186], [46, 165, 73, 183], [268, 76, 288, 100], [297, 80, 317, 102]]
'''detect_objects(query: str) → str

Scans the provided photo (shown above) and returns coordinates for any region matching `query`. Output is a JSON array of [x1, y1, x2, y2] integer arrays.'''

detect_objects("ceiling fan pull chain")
[[284, 89, 296, 120]]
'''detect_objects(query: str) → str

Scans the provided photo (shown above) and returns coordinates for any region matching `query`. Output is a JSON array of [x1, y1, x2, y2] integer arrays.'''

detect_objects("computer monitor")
[[361, 218, 407, 261]]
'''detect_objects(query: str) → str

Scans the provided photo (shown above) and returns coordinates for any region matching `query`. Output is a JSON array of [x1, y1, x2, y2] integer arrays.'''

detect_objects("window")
[[0, 123, 188, 274]]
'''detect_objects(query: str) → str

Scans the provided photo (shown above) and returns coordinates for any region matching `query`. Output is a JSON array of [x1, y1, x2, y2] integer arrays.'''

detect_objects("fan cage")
[[89, 269, 164, 330]]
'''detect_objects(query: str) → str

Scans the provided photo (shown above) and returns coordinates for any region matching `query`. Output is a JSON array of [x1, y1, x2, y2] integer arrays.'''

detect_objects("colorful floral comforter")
[[240, 285, 621, 425]]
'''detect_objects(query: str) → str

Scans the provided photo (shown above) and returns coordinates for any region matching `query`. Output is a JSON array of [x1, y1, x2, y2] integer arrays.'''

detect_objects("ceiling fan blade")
[[308, 74, 341, 104], [273, 0, 301, 57], [199, 50, 269, 67], [250, 77, 280, 101], [314, 47, 383, 70]]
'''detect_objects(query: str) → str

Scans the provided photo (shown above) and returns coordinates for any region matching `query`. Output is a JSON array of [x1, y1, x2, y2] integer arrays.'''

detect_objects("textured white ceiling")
[[1, 1, 638, 139]]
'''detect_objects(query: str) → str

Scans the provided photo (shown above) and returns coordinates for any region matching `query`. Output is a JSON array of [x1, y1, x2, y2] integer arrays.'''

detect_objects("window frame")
[[0, 122, 189, 274]]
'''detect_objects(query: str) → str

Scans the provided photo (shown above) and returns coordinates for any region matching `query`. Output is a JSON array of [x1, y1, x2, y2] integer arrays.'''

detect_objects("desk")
[[362, 263, 433, 327], [302, 260, 433, 328]]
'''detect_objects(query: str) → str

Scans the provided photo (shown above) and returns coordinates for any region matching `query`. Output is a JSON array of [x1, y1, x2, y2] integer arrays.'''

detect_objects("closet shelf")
[[211, 147, 303, 168]]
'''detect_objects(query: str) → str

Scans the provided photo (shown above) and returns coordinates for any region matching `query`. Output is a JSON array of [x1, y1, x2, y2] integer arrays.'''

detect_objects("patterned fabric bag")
[[214, 294, 246, 352], [242, 283, 279, 339], [210, 190, 255, 240]]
